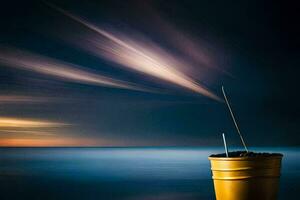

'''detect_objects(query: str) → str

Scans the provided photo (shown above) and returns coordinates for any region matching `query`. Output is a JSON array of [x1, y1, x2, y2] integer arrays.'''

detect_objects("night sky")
[[0, 0, 299, 147]]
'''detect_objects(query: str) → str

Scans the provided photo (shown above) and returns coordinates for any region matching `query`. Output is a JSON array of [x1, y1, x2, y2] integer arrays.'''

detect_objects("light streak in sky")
[[0, 117, 67, 128], [46, 2, 221, 101], [0, 117, 73, 146], [0, 129, 55, 136], [0, 117, 108, 147], [0, 95, 53, 104], [139, 4, 231, 76], [0, 47, 149, 92]]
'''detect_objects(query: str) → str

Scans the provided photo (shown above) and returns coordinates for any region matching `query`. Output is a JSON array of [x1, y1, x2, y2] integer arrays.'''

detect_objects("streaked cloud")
[[0, 47, 149, 92], [0, 117, 73, 146], [0, 129, 55, 136], [0, 117, 67, 128], [0, 95, 54, 104], [46, 3, 221, 101], [0, 121, 121, 146]]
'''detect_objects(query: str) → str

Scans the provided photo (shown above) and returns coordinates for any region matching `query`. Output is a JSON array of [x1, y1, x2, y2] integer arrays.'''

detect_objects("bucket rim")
[[208, 154, 283, 161]]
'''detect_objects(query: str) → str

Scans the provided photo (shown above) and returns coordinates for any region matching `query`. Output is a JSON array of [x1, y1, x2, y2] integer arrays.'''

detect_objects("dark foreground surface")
[[210, 151, 283, 157], [0, 147, 299, 200]]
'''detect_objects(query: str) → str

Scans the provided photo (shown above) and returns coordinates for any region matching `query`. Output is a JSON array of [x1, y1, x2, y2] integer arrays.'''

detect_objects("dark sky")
[[0, 0, 299, 147]]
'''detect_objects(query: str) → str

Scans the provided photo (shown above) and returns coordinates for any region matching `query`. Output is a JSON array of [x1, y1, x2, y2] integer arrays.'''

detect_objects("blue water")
[[0, 147, 299, 200]]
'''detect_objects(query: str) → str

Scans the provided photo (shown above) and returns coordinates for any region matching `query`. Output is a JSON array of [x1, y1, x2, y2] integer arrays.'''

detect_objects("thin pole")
[[222, 86, 249, 152], [222, 133, 229, 157]]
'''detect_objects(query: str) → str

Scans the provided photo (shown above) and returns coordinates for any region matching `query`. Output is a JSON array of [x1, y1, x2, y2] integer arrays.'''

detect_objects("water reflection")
[[0, 147, 299, 200]]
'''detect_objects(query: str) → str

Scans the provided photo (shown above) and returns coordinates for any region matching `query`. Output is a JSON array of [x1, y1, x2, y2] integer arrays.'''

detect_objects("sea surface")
[[0, 147, 299, 200]]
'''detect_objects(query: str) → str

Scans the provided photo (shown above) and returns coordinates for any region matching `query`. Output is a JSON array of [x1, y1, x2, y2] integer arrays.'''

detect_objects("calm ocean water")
[[0, 147, 299, 200]]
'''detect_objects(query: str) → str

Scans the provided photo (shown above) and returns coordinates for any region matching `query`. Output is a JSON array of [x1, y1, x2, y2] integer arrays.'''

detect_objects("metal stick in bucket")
[[222, 133, 229, 157], [222, 86, 249, 152]]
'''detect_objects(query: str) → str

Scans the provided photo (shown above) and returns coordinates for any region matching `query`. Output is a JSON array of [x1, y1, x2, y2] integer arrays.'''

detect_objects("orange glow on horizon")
[[0, 138, 111, 147], [0, 117, 82, 147]]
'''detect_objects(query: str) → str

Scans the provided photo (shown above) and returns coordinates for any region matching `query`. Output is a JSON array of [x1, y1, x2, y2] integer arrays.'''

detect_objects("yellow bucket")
[[209, 154, 283, 200]]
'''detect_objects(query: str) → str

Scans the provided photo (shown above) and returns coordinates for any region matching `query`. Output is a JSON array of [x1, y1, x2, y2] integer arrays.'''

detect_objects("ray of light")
[[140, 4, 232, 76], [46, 2, 221, 101], [0, 47, 150, 92]]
